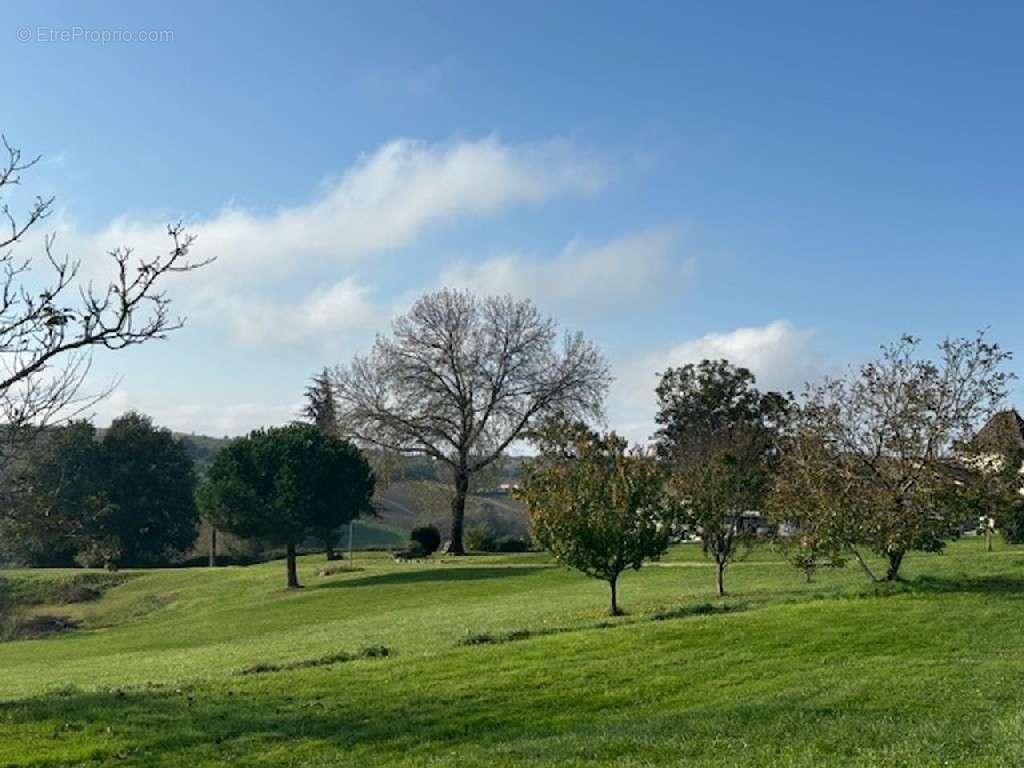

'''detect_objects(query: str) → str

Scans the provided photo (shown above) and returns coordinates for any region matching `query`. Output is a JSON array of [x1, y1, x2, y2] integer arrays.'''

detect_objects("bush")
[[495, 536, 531, 553], [1000, 499, 1024, 544], [461, 526, 530, 553], [75, 538, 123, 571], [464, 523, 496, 552], [410, 525, 442, 555]]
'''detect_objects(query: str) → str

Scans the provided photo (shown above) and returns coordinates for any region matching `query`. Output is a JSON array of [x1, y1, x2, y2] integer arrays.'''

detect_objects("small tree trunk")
[[446, 469, 469, 555], [324, 530, 337, 561], [885, 549, 904, 582], [208, 527, 217, 568], [608, 575, 621, 616], [286, 543, 301, 589], [716, 560, 726, 597], [987, 529, 993, 552]]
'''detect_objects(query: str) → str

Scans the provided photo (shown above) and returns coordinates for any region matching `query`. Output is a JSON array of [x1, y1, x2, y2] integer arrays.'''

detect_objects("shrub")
[[464, 523, 496, 552], [410, 525, 442, 555], [75, 538, 123, 571], [495, 536, 531, 553], [1000, 498, 1024, 544]]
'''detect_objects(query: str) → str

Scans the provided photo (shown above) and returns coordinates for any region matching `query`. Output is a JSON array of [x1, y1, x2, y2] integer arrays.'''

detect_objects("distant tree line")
[[0, 412, 198, 568]]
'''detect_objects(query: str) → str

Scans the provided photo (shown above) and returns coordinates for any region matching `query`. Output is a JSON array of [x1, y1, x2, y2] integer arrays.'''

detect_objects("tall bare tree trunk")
[[716, 560, 726, 596], [286, 543, 301, 589], [447, 469, 469, 555], [208, 527, 217, 568]]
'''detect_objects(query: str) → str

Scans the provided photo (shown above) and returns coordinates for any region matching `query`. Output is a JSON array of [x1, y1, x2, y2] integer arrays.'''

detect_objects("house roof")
[[972, 409, 1024, 455]]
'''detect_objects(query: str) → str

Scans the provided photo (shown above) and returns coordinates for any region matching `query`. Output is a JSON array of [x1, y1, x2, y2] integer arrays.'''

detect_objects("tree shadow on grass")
[[0, 673, 977, 767], [906, 574, 1024, 596], [1, 680, 569, 764], [314, 566, 550, 590]]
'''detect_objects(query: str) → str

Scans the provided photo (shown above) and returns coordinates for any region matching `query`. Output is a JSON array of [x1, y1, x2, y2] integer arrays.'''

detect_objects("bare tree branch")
[[333, 288, 610, 553], [0, 134, 212, 502]]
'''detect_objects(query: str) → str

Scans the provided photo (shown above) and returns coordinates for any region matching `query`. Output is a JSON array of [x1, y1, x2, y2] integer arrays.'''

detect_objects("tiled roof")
[[972, 409, 1024, 454]]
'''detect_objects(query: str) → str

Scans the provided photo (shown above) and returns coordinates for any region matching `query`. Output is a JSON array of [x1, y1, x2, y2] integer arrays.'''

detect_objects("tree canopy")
[[334, 288, 609, 554], [0, 413, 198, 568], [518, 421, 670, 615], [100, 412, 199, 566], [654, 360, 790, 595], [303, 368, 339, 436], [769, 333, 1014, 581], [0, 421, 104, 566], [198, 423, 375, 588]]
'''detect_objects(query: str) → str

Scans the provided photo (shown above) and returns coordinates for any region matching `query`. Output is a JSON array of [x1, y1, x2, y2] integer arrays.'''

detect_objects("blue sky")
[[3, 1, 1022, 442]]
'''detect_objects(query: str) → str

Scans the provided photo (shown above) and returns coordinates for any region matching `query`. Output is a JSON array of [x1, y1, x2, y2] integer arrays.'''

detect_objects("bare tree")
[[333, 288, 609, 554], [0, 134, 210, 504]]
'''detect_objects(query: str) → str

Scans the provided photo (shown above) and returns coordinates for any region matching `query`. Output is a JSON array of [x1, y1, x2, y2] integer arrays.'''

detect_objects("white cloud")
[[38, 135, 607, 345], [92, 389, 301, 436], [439, 226, 687, 312], [609, 320, 822, 445], [73, 135, 605, 281], [211, 277, 379, 346]]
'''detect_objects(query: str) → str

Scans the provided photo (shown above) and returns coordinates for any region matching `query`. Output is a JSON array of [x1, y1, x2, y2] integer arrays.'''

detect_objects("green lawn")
[[2, 538, 1024, 766]]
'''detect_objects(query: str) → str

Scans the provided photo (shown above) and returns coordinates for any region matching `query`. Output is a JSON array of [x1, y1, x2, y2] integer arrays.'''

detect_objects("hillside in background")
[[176, 433, 529, 555]]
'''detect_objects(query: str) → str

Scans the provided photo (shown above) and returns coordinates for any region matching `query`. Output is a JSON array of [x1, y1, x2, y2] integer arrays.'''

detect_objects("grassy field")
[[2, 538, 1024, 766]]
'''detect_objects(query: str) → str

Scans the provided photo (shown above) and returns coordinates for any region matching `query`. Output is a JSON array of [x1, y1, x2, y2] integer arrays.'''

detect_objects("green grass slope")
[[2, 539, 1024, 766]]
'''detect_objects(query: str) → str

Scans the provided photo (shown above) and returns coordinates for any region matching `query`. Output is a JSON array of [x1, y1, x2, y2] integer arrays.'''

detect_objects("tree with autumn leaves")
[[517, 421, 671, 615]]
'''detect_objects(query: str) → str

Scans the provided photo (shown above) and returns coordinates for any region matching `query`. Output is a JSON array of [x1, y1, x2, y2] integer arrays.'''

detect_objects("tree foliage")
[[334, 288, 609, 554], [517, 421, 670, 615], [769, 334, 1014, 581], [0, 414, 198, 568], [303, 368, 338, 436], [198, 423, 375, 588], [654, 360, 790, 595], [302, 367, 346, 559], [957, 442, 1024, 546], [0, 421, 104, 566], [654, 360, 790, 462], [100, 412, 199, 566]]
